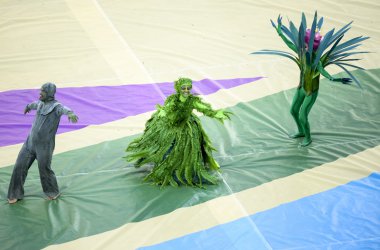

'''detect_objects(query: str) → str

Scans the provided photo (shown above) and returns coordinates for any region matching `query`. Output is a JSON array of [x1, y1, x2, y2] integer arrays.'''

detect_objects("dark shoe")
[[300, 138, 312, 147], [289, 132, 305, 138]]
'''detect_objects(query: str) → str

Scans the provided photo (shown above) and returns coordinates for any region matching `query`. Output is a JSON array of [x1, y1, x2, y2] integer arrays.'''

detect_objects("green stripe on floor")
[[0, 69, 379, 250]]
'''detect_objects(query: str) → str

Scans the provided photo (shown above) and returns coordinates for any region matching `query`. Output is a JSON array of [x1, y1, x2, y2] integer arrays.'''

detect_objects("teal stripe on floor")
[[0, 69, 379, 250]]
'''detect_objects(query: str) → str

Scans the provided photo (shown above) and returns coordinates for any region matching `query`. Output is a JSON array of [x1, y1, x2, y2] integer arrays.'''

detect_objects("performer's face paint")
[[180, 84, 192, 98], [39, 88, 48, 101], [40, 82, 56, 102]]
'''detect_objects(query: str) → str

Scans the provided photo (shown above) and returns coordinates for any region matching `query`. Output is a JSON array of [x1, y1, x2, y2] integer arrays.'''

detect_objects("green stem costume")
[[125, 78, 231, 187], [252, 12, 368, 146]]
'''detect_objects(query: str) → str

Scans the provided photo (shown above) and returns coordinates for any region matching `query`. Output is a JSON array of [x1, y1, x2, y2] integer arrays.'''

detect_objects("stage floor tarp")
[[0, 1, 379, 249]]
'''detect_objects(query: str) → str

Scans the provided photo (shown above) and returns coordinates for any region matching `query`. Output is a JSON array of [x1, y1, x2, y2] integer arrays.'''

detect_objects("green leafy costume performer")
[[125, 78, 232, 187], [7, 83, 78, 204], [252, 12, 368, 146]]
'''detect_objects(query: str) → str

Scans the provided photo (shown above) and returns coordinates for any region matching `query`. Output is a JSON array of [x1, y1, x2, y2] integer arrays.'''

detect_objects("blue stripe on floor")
[[139, 216, 271, 250], [139, 172, 380, 250]]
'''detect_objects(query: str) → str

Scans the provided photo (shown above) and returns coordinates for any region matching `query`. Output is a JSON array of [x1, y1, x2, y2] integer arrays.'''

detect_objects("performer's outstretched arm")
[[318, 62, 351, 83], [194, 98, 232, 123], [155, 95, 176, 118], [24, 101, 39, 114], [57, 105, 78, 123]]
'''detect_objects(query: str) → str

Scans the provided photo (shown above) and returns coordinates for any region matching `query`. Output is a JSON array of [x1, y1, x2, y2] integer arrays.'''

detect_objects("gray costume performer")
[[7, 83, 78, 203]]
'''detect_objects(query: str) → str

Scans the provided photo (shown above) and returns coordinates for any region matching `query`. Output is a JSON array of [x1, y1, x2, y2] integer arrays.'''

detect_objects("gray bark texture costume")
[[7, 83, 78, 202]]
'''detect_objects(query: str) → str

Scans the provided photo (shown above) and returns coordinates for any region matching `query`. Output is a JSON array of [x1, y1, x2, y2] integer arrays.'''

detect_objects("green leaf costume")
[[252, 12, 368, 146], [125, 78, 232, 187]]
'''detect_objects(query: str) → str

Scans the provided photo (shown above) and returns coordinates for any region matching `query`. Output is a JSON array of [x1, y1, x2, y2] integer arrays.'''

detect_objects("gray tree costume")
[[7, 83, 78, 202]]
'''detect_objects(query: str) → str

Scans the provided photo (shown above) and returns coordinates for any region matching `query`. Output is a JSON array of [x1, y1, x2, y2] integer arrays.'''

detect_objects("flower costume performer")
[[7, 83, 78, 204], [252, 12, 368, 146], [125, 78, 232, 187]]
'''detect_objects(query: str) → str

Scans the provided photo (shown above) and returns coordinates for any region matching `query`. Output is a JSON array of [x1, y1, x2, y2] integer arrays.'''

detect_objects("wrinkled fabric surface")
[[0, 1, 379, 250]]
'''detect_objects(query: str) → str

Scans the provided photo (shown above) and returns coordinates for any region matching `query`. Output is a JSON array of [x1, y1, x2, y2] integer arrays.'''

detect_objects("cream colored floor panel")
[[96, 0, 379, 82], [0, 0, 118, 90], [65, 0, 153, 84], [0, 0, 379, 91]]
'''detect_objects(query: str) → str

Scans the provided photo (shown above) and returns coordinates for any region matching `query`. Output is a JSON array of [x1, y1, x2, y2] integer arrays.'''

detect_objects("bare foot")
[[47, 193, 61, 200], [8, 198, 18, 204]]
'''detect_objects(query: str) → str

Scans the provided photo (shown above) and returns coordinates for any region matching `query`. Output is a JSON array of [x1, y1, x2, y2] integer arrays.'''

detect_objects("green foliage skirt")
[[125, 113, 220, 187]]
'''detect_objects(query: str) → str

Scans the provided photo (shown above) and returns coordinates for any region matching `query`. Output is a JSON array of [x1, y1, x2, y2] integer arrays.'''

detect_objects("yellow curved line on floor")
[[44, 144, 380, 250], [0, 76, 291, 168]]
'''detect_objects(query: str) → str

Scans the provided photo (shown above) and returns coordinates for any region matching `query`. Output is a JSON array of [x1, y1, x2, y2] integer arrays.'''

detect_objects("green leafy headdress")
[[252, 11, 369, 87], [174, 77, 192, 93]]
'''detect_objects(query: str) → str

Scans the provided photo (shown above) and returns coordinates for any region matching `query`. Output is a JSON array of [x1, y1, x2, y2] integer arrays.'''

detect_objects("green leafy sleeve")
[[155, 95, 176, 118], [193, 97, 232, 123]]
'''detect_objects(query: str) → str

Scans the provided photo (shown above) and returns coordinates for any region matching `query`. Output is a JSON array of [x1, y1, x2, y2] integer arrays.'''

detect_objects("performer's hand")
[[332, 77, 352, 84], [68, 113, 78, 123], [158, 110, 166, 117], [341, 78, 352, 84], [155, 104, 166, 117], [215, 110, 232, 121], [24, 105, 31, 114]]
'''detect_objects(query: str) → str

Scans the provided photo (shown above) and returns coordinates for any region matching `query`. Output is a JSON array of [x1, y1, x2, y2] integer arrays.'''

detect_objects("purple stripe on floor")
[[0, 77, 262, 147]]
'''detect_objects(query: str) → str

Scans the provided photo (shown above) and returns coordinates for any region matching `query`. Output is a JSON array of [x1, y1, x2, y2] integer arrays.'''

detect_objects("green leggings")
[[290, 88, 318, 140]]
